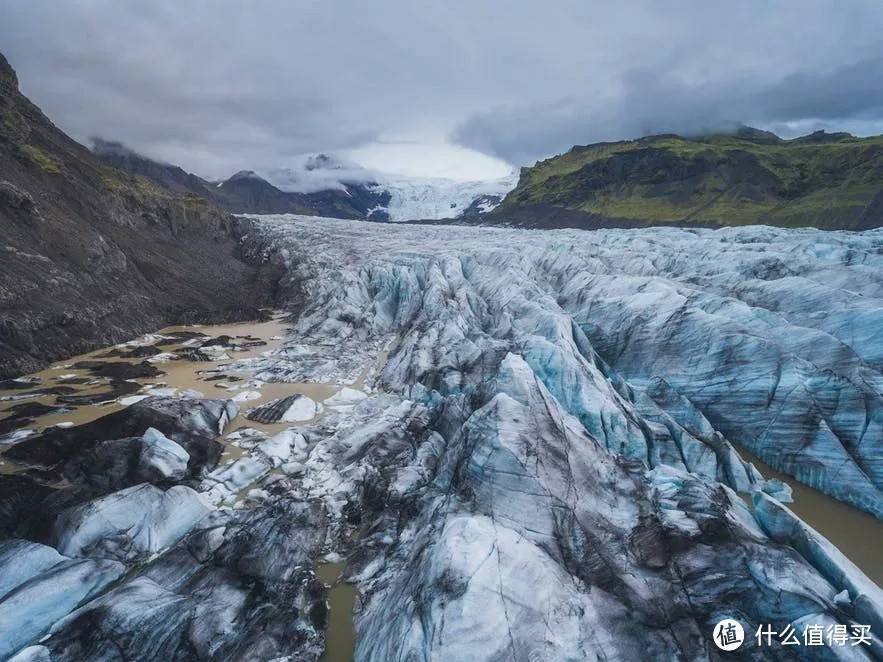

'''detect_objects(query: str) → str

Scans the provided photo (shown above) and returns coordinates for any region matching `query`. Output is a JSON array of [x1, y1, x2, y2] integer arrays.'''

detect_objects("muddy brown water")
[[317, 562, 358, 662], [0, 313, 339, 470], [735, 444, 883, 586]]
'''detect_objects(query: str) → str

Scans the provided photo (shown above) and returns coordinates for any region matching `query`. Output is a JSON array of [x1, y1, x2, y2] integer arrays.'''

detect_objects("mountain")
[[214, 168, 391, 219], [492, 126, 883, 230], [93, 141, 519, 223], [92, 141, 390, 219], [0, 53, 276, 378], [90, 138, 221, 198], [213, 169, 318, 215]]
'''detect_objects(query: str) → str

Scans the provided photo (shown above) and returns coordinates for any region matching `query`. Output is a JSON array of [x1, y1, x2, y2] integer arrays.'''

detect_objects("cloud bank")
[[2, 0, 882, 179]]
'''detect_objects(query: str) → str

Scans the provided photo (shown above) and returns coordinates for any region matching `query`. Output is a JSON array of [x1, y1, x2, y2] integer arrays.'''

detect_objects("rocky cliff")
[[0, 54, 277, 378]]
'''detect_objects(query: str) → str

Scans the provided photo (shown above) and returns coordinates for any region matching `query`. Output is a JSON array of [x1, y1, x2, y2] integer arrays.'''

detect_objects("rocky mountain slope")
[[493, 127, 883, 230], [0, 54, 276, 378], [92, 140, 391, 219]]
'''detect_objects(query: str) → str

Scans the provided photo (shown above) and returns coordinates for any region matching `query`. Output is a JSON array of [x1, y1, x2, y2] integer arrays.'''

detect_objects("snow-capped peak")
[[224, 169, 265, 183], [266, 154, 517, 221], [304, 153, 343, 171]]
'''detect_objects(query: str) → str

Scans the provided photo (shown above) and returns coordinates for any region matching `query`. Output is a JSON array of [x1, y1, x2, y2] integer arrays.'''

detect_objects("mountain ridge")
[[92, 140, 523, 223], [91, 139, 391, 219], [0, 53, 278, 378], [491, 127, 883, 230]]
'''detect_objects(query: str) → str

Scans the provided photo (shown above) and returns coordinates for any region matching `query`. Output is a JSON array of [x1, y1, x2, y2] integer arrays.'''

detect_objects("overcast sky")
[[3, 0, 883, 181]]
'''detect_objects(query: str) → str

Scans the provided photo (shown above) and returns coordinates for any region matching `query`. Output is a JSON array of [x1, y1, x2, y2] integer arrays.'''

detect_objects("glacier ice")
[[201, 457, 271, 503], [324, 386, 368, 407], [239, 215, 882, 657], [0, 539, 67, 599], [244, 216, 882, 516], [245, 393, 322, 423], [138, 427, 189, 481], [366, 173, 518, 221], [0, 556, 125, 659], [1, 216, 881, 660], [52, 483, 210, 562], [253, 429, 308, 466], [753, 492, 883, 641]]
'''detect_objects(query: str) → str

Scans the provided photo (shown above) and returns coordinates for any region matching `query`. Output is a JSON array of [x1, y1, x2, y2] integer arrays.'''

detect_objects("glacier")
[[246, 216, 882, 518], [265, 153, 518, 222], [366, 173, 518, 221], [0, 215, 881, 660]]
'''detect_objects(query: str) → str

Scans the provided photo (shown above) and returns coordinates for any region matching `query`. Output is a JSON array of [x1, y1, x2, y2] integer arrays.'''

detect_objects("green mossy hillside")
[[495, 128, 883, 230]]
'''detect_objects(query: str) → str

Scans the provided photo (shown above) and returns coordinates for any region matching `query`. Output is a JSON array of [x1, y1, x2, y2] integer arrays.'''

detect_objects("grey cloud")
[[2, 0, 883, 177], [454, 54, 883, 165], [754, 57, 883, 120]]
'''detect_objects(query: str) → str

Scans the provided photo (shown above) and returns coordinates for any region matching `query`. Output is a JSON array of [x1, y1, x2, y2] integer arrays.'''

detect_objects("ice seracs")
[[0, 539, 67, 598], [323, 387, 367, 408], [1, 213, 881, 660], [254, 429, 308, 466], [0, 556, 126, 659], [52, 483, 210, 562], [242, 215, 882, 517], [138, 427, 190, 481], [242, 214, 882, 656]]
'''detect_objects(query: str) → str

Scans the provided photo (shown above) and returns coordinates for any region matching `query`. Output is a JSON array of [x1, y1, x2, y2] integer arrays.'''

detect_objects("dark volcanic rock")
[[0, 473, 56, 539], [98, 344, 164, 359], [459, 193, 503, 220], [0, 180, 37, 212], [245, 394, 304, 424], [54, 379, 141, 406], [174, 348, 214, 362], [70, 360, 161, 380], [0, 401, 67, 434], [200, 334, 234, 348], [26, 385, 76, 396], [0, 52, 281, 379], [0, 377, 38, 390], [4, 396, 232, 474], [54, 375, 90, 384], [154, 331, 208, 346]]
